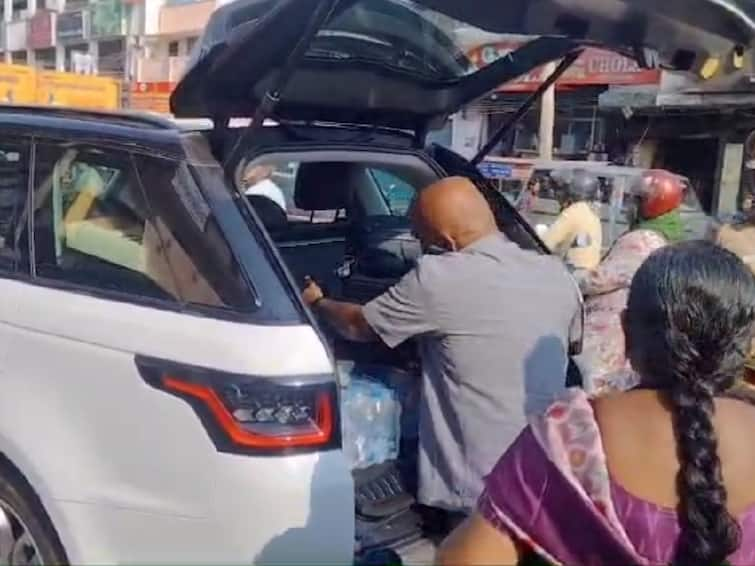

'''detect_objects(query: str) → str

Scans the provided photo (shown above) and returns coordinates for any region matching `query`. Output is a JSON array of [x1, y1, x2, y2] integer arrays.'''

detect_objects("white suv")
[[0, 0, 740, 564]]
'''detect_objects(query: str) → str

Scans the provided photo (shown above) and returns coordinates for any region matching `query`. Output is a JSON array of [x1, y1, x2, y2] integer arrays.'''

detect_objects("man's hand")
[[301, 276, 378, 343], [302, 276, 324, 307]]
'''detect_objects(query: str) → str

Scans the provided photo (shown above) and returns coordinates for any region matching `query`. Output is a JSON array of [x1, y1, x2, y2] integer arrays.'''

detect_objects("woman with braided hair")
[[439, 241, 755, 566]]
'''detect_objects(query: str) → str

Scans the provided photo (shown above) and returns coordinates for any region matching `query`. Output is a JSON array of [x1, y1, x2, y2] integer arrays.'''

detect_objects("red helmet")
[[636, 169, 685, 219]]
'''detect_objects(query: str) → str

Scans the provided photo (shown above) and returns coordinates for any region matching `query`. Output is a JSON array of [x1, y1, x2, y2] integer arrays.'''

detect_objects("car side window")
[[32, 142, 254, 311], [32, 143, 178, 302], [369, 169, 414, 216], [242, 160, 347, 225]]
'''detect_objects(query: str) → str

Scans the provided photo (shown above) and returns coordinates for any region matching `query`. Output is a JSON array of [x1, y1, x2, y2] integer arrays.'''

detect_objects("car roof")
[[0, 105, 185, 156]]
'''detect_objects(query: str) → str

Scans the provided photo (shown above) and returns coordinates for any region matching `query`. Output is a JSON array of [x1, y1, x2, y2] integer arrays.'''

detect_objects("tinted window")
[[32, 142, 255, 311], [0, 140, 29, 272], [242, 161, 347, 225], [370, 169, 415, 216], [313, 0, 469, 80], [240, 158, 426, 232]]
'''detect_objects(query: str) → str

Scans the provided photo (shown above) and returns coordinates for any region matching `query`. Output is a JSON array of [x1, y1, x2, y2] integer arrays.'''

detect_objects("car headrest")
[[294, 162, 353, 211], [248, 195, 288, 234]]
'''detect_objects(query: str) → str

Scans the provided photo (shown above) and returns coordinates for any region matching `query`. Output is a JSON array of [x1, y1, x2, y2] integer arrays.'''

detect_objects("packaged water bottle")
[[340, 373, 402, 470]]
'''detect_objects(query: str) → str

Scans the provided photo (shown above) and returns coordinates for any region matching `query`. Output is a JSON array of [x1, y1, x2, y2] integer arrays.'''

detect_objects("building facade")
[[599, 62, 755, 217], [0, 0, 215, 88]]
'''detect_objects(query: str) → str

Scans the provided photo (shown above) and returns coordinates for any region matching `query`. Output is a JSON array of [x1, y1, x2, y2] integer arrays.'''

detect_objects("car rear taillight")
[[137, 356, 340, 455]]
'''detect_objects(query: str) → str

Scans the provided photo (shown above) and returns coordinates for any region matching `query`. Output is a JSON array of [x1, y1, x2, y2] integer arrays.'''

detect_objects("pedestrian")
[[439, 241, 755, 566], [517, 175, 540, 214], [301, 176, 579, 523], [578, 169, 685, 395], [542, 168, 603, 272]]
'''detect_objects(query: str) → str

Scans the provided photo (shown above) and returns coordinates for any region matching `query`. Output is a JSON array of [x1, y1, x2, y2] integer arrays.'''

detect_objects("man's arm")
[[313, 298, 378, 343], [303, 263, 437, 349], [302, 278, 378, 343]]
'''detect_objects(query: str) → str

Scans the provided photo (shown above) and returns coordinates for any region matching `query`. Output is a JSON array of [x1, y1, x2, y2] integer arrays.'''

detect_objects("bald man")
[[303, 177, 579, 516]]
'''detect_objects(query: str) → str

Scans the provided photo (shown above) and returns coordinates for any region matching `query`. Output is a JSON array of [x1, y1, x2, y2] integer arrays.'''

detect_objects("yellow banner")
[[0, 64, 36, 105], [0, 63, 121, 110], [36, 70, 120, 110]]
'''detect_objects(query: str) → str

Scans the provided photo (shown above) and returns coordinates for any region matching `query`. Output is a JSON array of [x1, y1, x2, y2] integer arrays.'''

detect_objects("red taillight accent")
[[162, 376, 334, 450]]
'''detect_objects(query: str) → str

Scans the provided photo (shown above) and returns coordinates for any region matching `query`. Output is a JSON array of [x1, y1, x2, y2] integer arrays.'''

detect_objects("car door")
[[0, 133, 32, 389]]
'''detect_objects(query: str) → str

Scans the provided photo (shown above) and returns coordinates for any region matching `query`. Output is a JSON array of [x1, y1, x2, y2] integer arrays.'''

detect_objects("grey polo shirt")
[[362, 233, 579, 512]]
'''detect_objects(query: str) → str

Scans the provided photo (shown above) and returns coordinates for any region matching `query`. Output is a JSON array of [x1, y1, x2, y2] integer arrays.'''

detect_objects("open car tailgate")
[[171, 0, 755, 132]]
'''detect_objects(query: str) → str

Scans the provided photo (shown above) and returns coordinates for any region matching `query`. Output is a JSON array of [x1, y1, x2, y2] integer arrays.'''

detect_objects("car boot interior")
[[239, 150, 440, 555]]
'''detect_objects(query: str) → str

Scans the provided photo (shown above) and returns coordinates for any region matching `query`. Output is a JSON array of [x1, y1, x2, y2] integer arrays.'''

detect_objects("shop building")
[[599, 69, 755, 216], [453, 38, 661, 161]]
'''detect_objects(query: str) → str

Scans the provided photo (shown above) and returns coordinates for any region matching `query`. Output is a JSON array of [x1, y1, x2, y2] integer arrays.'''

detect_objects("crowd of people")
[[300, 170, 755, 565]]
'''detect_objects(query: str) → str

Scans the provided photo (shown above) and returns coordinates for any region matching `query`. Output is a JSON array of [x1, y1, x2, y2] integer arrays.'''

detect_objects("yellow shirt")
[[542, 201, 603, 271]]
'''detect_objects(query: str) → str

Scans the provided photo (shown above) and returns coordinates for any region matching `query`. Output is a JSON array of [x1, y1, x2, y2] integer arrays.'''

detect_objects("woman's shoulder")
[[595, 390, 755, 513], [619, 228, 667, 250]]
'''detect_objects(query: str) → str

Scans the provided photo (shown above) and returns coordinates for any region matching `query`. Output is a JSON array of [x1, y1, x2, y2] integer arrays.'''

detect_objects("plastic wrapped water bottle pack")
[[339, 364, 402, 470]]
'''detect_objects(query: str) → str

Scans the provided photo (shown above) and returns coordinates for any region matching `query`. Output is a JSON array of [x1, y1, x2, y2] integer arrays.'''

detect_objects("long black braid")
[[625, 241, 755, 566]]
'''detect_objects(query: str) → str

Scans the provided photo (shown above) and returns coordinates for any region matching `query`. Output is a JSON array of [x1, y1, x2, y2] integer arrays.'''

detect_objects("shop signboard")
[[129, 81, 174, 114], [0, 64, 119, 110], [29, 10, 55, 50], [57, 11, 87, 42], [91, 0, 125, 38], [467, 42, 662, 92], [36, 70, 119, 110]]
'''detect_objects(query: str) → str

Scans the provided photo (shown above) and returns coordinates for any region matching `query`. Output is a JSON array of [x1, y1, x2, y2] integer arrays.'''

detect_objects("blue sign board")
[[477, 161, 513, 180]]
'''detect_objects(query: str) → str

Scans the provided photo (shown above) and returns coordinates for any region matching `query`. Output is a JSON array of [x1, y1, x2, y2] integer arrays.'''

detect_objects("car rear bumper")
[[47, 450, 355, 564]]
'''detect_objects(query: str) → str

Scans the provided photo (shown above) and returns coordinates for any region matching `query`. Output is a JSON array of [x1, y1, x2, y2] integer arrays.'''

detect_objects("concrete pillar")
[[3, 0, 11, 64], [124, 34, 136, 82], [55, 43, 64, 71], [27, 0, 38, 70], [88, 39, 98, 74], [26, 0, 37, 65], [714, 141, 744, 216], [538, 61, 557, 160]]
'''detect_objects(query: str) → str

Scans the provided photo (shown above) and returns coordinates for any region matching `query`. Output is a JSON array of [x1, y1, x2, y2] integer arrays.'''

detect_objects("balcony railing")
[[136, 55, 188, 83]]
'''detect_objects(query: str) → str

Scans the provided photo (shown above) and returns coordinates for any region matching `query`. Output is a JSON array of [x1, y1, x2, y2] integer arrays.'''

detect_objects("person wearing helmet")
[[542, 168, 603, 271], [577, 169, 686, 396]]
